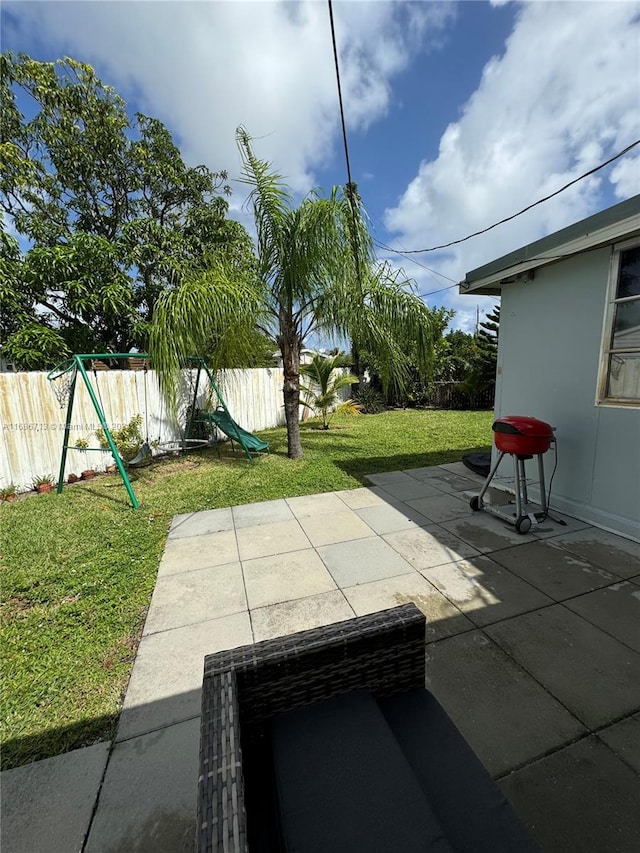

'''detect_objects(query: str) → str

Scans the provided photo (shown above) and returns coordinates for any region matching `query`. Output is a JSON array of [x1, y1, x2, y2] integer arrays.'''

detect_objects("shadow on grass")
[[61, 444, 275, 505], [336, 445, 491, 483], [76, 482, 137, 508], [1, 713, 118, 771]]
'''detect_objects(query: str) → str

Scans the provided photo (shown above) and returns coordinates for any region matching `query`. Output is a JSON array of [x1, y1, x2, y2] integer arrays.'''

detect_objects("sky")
[[2, 0, 640, 333]]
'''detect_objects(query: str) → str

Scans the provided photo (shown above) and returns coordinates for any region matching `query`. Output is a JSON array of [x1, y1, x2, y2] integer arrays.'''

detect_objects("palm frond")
[[335, 400, 362, 418], [148, 255, 266, 408], [316, 257, 436, 394], [236, 126, 290, 286]]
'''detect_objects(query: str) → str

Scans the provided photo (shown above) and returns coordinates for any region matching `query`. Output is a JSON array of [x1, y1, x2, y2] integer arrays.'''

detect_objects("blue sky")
[[3, 1, 640, 332]]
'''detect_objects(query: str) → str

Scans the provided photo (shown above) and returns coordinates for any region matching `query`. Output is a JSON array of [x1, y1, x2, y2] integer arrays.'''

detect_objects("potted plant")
[[33, 474, 55, 494], [1, 484, 17, 502], [75, 437, 95, 480], [67, 473, 79, 484], [96, 414, 144, 464]]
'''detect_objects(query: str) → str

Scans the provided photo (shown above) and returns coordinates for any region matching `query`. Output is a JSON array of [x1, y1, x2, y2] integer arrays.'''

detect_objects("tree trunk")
[[281, 335, 302, 458], [351, 342, 363, 393]]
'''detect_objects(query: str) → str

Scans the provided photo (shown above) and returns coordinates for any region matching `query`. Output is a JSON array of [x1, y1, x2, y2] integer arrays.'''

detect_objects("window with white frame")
[[598, 242, 640, 405]]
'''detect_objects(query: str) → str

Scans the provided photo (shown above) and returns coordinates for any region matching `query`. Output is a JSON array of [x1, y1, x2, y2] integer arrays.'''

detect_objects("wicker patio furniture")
[[197, 603, 539, 852]]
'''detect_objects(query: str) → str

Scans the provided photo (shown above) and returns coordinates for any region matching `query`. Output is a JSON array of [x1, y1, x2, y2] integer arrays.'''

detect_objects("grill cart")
[[470, 415, 556, 534]]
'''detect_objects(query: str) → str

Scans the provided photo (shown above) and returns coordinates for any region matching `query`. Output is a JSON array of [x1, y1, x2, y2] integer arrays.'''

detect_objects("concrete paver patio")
[[2, 461, 639, 853]]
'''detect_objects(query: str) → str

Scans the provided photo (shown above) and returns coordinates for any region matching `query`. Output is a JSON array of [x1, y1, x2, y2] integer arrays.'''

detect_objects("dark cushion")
[[242, 736, 281, 853], [380, 689, 541, 852], [271, 690, 453, 853]]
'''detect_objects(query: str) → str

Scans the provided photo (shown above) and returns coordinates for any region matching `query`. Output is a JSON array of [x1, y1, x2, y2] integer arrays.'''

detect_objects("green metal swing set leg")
[[78, 358, 139, 509], [56, 355, 140, 509], [56, 368, 78, 495]]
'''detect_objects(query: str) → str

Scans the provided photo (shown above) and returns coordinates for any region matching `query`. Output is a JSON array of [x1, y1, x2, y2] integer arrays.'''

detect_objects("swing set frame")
[[47, 353, 214, 509]]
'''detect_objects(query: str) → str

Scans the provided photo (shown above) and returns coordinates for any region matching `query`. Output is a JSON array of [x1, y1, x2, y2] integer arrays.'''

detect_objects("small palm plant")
[[1, 483, 17, 501], [32, 474, 55, 493], [300, 353, 361, 430]]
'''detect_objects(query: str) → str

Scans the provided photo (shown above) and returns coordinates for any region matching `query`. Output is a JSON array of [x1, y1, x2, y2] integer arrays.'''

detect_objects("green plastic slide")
[[202, 408, 269, 461]]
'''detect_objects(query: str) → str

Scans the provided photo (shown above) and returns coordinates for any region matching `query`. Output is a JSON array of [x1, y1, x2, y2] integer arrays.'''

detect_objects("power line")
[[373, 239, 457, 282], [373, 238, 461, 298], [417, 282, 459, 299], [326, 0, 460, 304], [384, 139, 640, 254], [327, 0, 354, 195], [324, 2, 636, 307], [327, 0, 365, 303]]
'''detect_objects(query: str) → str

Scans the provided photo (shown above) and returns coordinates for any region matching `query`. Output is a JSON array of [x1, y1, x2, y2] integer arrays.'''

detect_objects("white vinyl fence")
[[0, 367, 287, 492]]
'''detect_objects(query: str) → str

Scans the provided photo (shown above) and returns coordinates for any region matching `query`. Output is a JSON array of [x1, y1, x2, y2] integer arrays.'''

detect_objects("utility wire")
[[327, 0, 457, 306], [383, 139, 640, 254], [325, 2, 636, 308], [328, 0, 354, 197], [373, 238, 460, 297], [417, 282, 460, 299], [373, 239, 457, 282], [328, 0, 368, 374], [327, 0, 363, 289]]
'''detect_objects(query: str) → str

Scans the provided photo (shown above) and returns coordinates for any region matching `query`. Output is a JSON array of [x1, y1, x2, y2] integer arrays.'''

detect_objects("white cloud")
[[610, 153, 640, 200], [3, 0, 451, 203], [384, 0, 640, 328], [5, 1, 637, 337]]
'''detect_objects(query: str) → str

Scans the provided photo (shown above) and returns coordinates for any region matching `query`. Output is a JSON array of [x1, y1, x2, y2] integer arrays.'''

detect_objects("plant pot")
[[67, 474, 79, 484], [3, 493, 17, 502], [36, 483, 53, 494], [81, 469, 96, 480]]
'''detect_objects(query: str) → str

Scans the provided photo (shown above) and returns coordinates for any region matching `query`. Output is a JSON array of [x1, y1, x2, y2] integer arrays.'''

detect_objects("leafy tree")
[[362, 305, 452, 407], [0, 53, 254, 368], [467, 305, 500, 393], [433, 328, 477, 383], [300, 352, 360, 429], [150, 128, 437, 458], [444, 305, 500, 409]]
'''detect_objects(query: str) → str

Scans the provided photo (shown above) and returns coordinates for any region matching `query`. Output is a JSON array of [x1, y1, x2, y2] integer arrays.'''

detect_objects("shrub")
[[353, 384, 385, 414], [96, 414, 143, 463]]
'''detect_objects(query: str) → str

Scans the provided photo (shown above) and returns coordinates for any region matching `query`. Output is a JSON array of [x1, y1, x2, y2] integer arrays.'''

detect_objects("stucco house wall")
[[494, 247, 640, 540]]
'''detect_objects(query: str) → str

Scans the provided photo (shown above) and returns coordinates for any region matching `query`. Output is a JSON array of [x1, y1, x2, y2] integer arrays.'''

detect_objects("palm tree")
[[149, 127, 436, 458], [300, 352, 360, 429]]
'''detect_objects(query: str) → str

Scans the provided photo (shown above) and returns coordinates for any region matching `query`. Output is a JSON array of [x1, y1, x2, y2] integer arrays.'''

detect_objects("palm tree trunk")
[[281, 334, 303, 458], [351, 342, 363, 392]]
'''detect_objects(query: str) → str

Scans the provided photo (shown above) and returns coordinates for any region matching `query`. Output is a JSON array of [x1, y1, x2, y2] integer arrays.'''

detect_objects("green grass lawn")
[[0, 408, 492, 769]]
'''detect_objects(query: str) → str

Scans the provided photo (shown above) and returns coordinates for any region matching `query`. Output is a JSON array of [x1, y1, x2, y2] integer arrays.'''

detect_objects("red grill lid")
[[492, 416, 554, 437]]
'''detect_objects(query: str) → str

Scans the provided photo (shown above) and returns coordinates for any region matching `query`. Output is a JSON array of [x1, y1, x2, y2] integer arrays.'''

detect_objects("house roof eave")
[[459, 194, 640, 296]]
